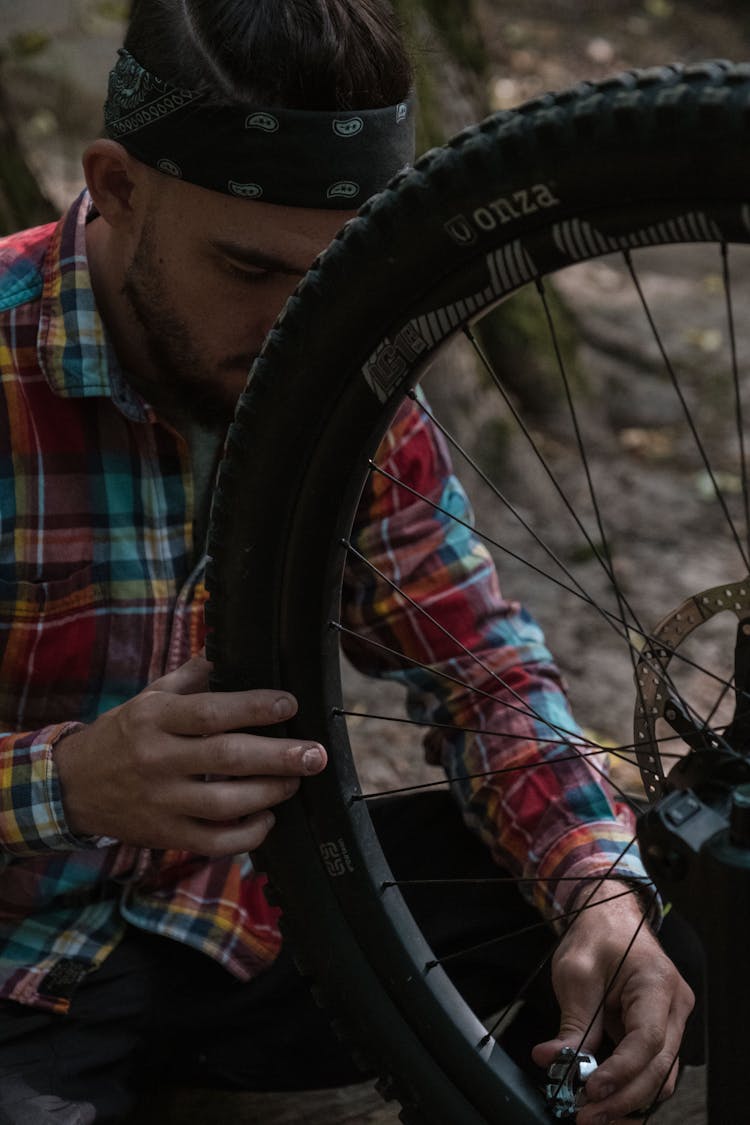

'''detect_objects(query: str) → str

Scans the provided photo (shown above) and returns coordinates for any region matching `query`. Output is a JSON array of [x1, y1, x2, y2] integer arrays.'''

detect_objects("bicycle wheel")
[[206, 61, 750, 1124]]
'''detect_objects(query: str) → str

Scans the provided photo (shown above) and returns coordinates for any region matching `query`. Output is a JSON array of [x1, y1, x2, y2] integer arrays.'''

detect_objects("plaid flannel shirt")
[[0, 192, 649, 1013]]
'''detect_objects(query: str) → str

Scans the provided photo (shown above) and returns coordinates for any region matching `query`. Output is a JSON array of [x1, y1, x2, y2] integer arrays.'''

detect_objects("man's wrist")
[[568, 877, 656, 928], [53, 725, 96, 839]]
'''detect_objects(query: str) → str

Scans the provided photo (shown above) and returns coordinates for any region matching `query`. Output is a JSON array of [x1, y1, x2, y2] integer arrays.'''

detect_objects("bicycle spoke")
[[424, 886, 643, 972], [343, 538, 599, 742], [641, 1053, 681, 1123], [370, 458, 636, 626], [333, 622, 644, 815], [572, 886, 656, 1036], [535, 274, 661, 751], [346, 524, 735, 740], [356, 759, 643, 808], [701, 671, 735, 735], [401, 391, 707, 730], [722, 241, 750, 556], [383, 874, 644, 888], [466, 310, 694, 704], [465, 326, 626, 596], [337, 611, 590, 751], [368, 460, 750, 706], [336, 706, 685, 756], [626, 248, 750, 572], [549, 890, 658, 1107], [478, 837, 642, 1045], [404, 391, 611, 613]]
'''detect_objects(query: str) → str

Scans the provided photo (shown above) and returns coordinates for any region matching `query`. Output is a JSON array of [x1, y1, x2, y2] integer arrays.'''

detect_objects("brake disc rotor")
[[634, 577, 750, 800]]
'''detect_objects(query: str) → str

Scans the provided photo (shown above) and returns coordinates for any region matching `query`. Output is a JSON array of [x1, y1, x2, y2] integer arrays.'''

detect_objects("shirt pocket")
[[0, 565, 111, 731]]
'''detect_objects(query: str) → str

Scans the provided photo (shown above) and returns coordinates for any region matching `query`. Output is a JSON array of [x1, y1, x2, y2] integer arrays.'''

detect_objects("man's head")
[[83, 0, 414, 428]]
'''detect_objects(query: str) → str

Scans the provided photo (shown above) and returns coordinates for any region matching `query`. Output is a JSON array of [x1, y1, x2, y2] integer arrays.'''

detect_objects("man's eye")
[[227, 262, 272, 283]]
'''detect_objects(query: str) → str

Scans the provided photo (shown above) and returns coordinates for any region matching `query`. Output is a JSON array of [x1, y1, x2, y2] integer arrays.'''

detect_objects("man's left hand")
[[531, 883, 695, 1125]]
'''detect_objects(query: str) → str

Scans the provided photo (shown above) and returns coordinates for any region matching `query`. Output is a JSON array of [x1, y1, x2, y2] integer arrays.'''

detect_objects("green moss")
[[475, 414, 514, 480], [0, 139, 56, 234], [0, 91, 57, 235], [8, 30, 51, 58], [392, 0, 486, 150], [412, 61, 446, 152], [474, 283, 583, 420], [417, 0, 488, 77], [93, 0, 132, 20], [567, 539, 607, 564]]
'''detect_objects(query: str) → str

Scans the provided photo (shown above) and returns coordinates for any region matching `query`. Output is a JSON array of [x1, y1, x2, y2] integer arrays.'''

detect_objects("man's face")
[[121, 177, 352, 427]]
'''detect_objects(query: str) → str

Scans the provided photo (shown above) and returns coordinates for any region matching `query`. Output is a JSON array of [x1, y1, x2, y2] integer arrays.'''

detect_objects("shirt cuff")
[[533, 820, 662, 934], [0, 723, 117, 856]]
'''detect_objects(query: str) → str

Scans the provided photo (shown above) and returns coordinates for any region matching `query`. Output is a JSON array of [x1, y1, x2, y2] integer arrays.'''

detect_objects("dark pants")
[[0, 792, 705, 1123]]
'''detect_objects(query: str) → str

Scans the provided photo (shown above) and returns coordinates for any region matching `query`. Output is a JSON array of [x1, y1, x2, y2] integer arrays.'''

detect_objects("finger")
[[171, 734, 327, 779], [147, 654, 214, 695], [177, 775, 302, 820], [147, 686, 299, 735], [579, 997, 691, 1123], [186, 809, 278, 857], [585, 972, 692, 1103], [577, 1047, 680, 1125], [531, 1026, 602, 1072], [532, 964, 605, 1068]]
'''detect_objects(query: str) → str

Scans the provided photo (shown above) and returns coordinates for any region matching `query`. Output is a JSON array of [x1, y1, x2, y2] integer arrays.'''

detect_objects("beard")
[[121, 220, 252, 429]]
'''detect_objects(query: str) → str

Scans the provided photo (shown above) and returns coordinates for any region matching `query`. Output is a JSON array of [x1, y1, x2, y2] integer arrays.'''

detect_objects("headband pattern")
[[104, 49, 416, 208]]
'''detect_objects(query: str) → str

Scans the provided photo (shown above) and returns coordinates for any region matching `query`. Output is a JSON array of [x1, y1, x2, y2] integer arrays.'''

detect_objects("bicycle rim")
[[206, 61, 750, 1124]]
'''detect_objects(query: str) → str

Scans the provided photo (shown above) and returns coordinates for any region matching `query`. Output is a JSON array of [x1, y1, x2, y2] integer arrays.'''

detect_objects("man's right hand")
[[54, 654, 326, 855]]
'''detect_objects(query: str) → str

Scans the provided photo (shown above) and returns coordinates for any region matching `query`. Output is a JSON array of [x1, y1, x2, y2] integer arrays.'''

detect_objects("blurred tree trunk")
[[392, 0, 490, 147], [393, 0, 580, 430], [0, 73, 56, 235]]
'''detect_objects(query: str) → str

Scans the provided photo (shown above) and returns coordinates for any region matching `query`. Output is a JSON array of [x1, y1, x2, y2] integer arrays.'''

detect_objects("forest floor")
[[2, 2, 749, 1122]]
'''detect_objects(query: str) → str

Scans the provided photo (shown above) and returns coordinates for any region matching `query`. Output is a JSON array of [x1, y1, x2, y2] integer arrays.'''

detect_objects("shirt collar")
[[37, 189, 148, 422]]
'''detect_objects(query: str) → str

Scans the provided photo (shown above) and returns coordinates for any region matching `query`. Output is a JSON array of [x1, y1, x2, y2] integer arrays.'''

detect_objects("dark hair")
[[125, 0, 413, 110]]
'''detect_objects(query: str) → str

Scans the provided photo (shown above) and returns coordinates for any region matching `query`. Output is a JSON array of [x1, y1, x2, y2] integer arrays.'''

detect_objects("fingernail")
[[302, 747, 324, 773], [274, 696, 295, 719], [593, 1083, 615, 1101]]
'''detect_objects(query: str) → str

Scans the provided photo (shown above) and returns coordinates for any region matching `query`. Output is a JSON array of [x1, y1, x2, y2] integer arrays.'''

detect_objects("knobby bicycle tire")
[[205, 61, 750, 1124]]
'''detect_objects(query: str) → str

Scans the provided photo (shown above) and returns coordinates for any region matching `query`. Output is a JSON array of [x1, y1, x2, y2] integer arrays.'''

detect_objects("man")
[[0, 1, 695, 1122]]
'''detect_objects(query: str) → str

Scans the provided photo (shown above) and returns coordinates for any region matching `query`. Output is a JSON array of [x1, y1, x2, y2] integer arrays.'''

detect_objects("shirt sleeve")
[[0, 721, 108, 858], [341, 396, 654, 926]]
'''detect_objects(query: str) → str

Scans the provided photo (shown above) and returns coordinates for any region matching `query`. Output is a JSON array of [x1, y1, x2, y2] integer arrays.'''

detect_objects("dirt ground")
[[2, 2, 749, 1122]]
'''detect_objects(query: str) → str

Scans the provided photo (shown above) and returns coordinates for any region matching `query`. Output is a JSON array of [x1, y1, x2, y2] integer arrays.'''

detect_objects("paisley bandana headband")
[[104, 48, 416, 208]]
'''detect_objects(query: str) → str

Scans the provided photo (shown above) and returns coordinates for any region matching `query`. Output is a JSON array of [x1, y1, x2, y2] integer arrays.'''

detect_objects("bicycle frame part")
[[638, 773, 750, 1123]]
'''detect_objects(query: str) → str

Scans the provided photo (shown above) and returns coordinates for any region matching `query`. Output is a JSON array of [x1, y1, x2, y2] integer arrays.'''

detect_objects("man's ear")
[[82, 140, 145, 230]]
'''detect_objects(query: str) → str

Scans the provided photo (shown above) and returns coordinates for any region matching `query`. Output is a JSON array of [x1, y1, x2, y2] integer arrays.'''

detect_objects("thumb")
[[531, 1006, 604, 1070], [145, 653, 213, 697]]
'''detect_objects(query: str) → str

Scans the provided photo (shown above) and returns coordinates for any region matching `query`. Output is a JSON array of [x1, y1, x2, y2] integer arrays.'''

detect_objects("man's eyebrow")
[[210, 239, 307, 277]]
